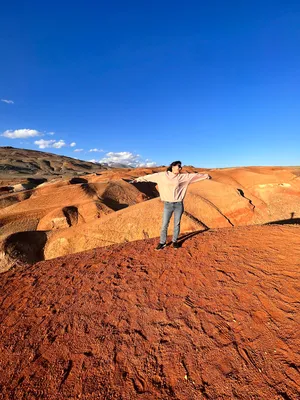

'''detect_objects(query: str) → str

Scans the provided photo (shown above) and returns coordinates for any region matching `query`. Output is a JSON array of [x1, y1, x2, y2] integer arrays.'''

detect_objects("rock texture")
[[0, 148, 300, 399], [0, 146, 107, 182], [1, 160, 300, 271], [0, 225, 299, 399]]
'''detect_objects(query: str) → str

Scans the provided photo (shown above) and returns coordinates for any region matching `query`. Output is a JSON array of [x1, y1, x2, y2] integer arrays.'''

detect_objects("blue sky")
[[1, 0, 299, 168]]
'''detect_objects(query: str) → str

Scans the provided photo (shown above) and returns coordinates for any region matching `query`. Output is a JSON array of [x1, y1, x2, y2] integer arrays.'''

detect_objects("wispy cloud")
[[53, 140, 66, 148], [74, 148, 84, 152], [70, 142, 76, 147], [1, 129, 42, 139], [89, 148, 104, 152], [1, 99, 14, 104], [99, 151, 157, 167], [47, 132, 55, 136], [34, 139, 66, 149]]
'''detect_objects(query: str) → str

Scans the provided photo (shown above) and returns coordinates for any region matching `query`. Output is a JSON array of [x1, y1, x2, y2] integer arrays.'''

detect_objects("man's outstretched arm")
[[187, 173, 211, 183], [130, 172, 161, 184]]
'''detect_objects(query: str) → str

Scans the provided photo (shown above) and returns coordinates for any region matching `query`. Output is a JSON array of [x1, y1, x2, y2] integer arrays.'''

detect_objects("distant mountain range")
[[0, 146, 111, 178]]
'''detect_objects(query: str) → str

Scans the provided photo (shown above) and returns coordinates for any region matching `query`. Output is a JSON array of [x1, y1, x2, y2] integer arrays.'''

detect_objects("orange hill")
[[1, 164, 300, 271]]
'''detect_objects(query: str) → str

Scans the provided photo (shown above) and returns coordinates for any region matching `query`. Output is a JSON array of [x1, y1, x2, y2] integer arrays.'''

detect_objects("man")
[[131, 161, 211, 249]]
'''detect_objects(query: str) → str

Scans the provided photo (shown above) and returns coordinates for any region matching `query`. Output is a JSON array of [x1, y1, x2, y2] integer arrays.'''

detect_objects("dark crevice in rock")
[[62, 206, 79, 227], [237, 188, 255, 211], [183, 211, 210, 230]]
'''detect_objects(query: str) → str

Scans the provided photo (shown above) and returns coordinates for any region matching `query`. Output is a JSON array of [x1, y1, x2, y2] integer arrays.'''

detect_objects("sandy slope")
[[0, 225, 299, 399]]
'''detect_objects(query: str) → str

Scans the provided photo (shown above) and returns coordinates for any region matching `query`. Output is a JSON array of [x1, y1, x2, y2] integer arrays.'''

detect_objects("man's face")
[[172, 164, 182, 174]]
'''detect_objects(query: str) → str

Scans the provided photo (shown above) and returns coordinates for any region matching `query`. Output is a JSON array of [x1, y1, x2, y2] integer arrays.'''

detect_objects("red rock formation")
[[1, 165, 300, 271]]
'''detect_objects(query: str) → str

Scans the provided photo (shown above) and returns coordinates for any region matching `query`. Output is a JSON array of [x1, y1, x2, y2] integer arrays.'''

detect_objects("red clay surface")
[[1, 225, 300, 399]]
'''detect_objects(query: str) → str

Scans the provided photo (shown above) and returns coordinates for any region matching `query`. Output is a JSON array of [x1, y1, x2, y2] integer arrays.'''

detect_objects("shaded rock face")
[[37, 207, 79, 231], [62, 206, 79, 226], [69, 177, 88, 184], [4, 231, 48, 266], [0, 225, 299, 399]]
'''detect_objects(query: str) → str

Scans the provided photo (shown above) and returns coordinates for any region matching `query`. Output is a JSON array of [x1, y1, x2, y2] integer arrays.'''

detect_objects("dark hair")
[[167, 160, 182, 172]]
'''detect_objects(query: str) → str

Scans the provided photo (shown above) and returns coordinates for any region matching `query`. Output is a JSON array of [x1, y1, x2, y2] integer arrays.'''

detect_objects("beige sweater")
[[135, 171, 210, 202]]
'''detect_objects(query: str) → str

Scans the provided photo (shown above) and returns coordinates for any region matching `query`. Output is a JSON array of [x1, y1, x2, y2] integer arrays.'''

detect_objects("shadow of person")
[[265, 211, 300, 225], [177, 228, 209, 245]]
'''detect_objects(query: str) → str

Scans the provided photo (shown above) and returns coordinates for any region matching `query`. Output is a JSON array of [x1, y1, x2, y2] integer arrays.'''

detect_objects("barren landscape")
[[0, 147, 299, 399]]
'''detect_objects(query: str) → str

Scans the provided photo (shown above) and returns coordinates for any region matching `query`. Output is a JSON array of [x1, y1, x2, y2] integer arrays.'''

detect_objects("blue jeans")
[[160, 201, 184, 244]]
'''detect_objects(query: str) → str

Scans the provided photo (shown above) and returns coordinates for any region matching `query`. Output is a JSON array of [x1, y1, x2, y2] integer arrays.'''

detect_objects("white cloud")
[[1, 99, 14, 104], [48, 132, 55, 135], [88, 159, 98, 163], [89, 148, 104, 152], [70, 142, 76, 147], [34, 139, 56, 149], [34, 139, 55, 149], [34, 139, 66, 149], [74, 148, 84, 152], [142, 161, 157, 167], [99, 151, 157, 167], [53, 140, 66, 148], [2, 129, 42, 139]]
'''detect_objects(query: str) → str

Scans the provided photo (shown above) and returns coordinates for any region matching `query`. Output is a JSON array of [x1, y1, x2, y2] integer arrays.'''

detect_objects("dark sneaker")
[[155, 243, 166, 250], [172, 241, 181, 249]]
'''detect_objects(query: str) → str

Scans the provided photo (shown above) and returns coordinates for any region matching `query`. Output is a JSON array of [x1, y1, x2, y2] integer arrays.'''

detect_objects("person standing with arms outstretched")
[[131, 161, 211, 249]]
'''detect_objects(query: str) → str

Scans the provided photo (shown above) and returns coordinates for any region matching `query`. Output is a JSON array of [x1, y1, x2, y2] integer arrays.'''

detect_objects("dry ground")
[[0, 225, 299, 399]]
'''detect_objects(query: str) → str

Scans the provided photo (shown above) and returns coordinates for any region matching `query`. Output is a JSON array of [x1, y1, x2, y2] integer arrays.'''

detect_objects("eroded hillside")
[[1, 160, 299, 271]]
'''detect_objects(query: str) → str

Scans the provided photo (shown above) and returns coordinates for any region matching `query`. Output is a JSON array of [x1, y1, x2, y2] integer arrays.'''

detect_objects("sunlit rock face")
[[0, 146, 300, 269]]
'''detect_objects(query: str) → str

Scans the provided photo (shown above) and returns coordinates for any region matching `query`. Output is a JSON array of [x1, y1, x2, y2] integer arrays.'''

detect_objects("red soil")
[[1, 225, 299, 399]]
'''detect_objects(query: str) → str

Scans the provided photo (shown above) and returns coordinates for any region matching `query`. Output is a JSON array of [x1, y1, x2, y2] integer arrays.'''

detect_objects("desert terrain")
[[0, 147, 299, 399], [1, 148, 300, 272]]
